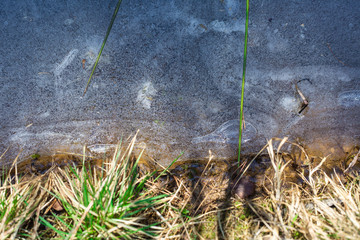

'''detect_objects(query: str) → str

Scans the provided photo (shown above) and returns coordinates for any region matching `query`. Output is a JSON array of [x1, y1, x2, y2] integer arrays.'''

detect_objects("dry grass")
[[0, 137, 359, 239], [200, 138, 360, 240], [0, 135, 187, 239], [0, 152, 54, 239]]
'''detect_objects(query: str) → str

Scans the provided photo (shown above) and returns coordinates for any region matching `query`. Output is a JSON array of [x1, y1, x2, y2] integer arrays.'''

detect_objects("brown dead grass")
[[192, 138, 360, 240], [0, 137, 359, 239]]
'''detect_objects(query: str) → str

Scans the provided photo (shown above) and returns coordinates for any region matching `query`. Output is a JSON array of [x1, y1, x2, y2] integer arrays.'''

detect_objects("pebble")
[[234, 176, 255, 199]]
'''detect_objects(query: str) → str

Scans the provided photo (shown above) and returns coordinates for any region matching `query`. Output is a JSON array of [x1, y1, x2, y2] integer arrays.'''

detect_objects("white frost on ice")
[[9, 129, 71, 145], [64, 18, 74, 26], [268, 66, 351, 82], [136, 81, 157, 109], [280, 96, 298, 112], [209, 19, 245, 34], [169, 3, 244, 35], [53, 49, 78, 77]]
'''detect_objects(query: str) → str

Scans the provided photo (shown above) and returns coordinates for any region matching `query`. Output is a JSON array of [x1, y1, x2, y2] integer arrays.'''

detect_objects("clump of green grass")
[[0, 134, 186, 239], [39, 135, 179, 239]]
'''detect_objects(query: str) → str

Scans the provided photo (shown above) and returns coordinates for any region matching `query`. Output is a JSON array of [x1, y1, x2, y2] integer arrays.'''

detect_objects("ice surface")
[[0, 0, 359, 165]]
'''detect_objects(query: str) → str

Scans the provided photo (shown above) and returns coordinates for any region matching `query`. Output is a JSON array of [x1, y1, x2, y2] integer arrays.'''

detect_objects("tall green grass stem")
[[238, 0, 250, 165], [83, 0, 123, 96]]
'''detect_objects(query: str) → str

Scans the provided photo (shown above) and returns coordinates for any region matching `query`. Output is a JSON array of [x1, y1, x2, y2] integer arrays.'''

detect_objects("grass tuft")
[[40, 134, 177, 239]]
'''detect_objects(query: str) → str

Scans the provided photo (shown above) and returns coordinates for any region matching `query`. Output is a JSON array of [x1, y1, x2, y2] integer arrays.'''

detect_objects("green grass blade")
[[39, 216, 69, 238], [238, 0, 250, 165], [51, 212, 73, 232], [83, 0, 123, 96], [133, 152, 182, 195], [153, 152, 183, 182]]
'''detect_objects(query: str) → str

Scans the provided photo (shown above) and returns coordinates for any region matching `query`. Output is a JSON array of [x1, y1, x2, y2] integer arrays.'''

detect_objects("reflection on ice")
[[192, 119, 257, 144]]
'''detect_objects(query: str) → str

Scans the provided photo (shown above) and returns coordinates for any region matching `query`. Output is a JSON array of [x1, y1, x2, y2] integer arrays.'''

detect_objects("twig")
[[295, 79, 310, 114], [344, 149, 360, 173], [327, 43, 348, 67]]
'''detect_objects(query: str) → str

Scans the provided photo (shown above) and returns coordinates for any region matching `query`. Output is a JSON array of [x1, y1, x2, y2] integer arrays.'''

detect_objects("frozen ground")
[[0, 0, 359, 165]]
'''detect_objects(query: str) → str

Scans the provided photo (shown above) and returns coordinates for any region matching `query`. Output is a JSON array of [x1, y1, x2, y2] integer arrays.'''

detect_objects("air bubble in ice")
[[338, 90, 360, 108], [192, 119, 257, 144], [87, 144, 116, 154]]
